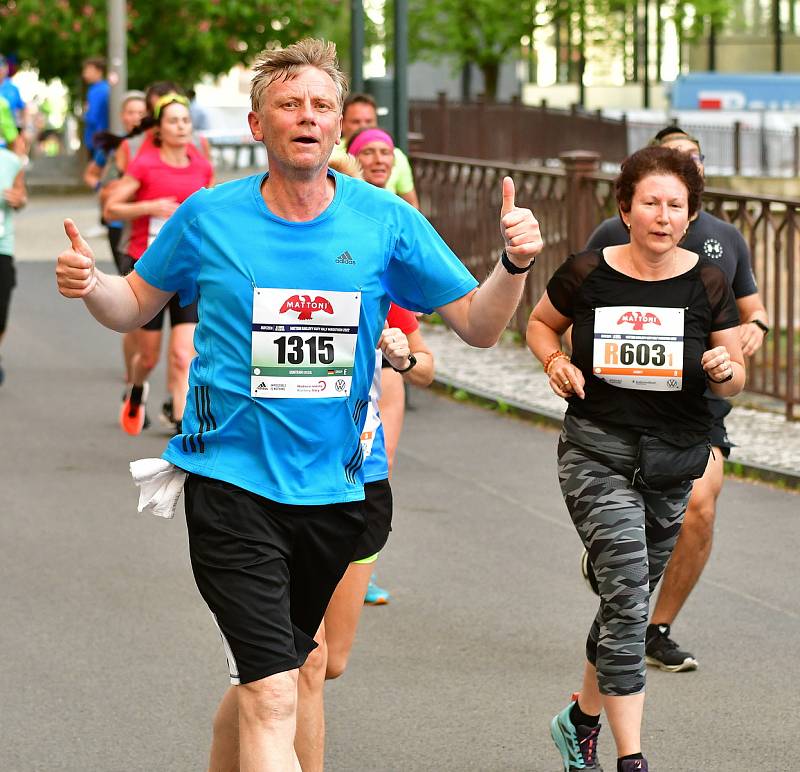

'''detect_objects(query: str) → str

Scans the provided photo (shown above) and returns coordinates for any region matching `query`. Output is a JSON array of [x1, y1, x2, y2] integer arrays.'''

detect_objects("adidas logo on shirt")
[[335, 251, 355, 265]]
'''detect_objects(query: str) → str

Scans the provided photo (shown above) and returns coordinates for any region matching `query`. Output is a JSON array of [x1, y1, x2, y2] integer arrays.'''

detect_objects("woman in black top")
[[527, 146, 744, 772]]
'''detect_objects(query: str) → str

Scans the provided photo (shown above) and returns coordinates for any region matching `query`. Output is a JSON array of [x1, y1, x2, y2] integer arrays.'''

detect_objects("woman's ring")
[[562, 378, 570, 387]]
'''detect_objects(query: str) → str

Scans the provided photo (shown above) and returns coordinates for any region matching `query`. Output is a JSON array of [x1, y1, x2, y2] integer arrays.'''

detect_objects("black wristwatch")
[[750, 319, 770, 337], [501, 249, 534, 275], [393, 353, 417, 373]]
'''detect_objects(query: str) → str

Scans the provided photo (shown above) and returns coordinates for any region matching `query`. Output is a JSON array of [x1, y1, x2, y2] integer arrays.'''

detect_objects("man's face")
[[248, 66, 342, 177], [662, 137, 705, 178], [82, 64, 102, 84], [341, 102, 377, 141]]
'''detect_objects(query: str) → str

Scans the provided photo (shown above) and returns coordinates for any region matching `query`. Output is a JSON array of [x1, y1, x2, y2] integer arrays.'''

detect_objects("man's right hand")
[[56, 219, 98, 298]]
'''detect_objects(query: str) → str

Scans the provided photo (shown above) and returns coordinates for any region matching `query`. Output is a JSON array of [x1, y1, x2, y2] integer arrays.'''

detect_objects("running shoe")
[[580, 548, 600, 596], [550, 700, 603, 771], [121, 387, 151, 428], [364, 574, 390, 605], [645, 623, 698, 672], [619, 759, 648, 771], [159, 397, 175, 428], [119, 382, 149, 436]]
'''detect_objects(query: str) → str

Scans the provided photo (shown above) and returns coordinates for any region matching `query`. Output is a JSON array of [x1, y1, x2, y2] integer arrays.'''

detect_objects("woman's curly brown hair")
[[615, 145, 704, 218]]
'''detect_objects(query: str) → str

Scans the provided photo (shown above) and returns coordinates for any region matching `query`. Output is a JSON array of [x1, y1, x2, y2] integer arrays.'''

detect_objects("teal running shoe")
[[364, 574, 390, 605], [550, 700, 603, 771]]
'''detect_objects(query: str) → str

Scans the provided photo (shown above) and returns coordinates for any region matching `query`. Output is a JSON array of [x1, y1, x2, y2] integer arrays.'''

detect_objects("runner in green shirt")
[[332, 91, 420, 208]]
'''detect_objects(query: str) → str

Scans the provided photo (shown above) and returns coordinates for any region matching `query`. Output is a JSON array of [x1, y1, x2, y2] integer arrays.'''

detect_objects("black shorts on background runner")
[[184, 474, 366, 684], [707, 396, 734, 458], [108, 228, 133, 276], [352, 478, 393, 561], [142, 292, 199, 331], [0, 254, 16, 334]]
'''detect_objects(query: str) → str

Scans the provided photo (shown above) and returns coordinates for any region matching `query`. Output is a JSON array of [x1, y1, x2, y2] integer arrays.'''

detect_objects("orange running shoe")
[[120, 382, 149, 436]]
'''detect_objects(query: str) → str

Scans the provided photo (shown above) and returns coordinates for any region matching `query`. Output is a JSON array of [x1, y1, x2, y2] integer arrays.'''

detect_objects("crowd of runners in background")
[[0, 35, 765, 772]]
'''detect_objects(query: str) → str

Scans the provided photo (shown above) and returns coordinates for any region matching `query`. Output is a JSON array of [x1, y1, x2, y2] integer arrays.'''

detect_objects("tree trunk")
[[481, 61, 500, 101]]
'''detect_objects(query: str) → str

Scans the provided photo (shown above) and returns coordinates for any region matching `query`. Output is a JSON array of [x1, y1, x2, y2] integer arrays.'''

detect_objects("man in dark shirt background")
[[583, 127, 770, 672]]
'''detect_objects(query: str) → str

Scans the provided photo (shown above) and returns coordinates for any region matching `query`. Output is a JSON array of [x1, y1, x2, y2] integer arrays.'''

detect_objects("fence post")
[[794, 126, 800, 178], [621, 113, 629, 154], [437, 91, 448, 155], [511, 94, 521, 163], [477, 94, 487, 159], [560, 150, 602, 253], [734, 121, 742, 176]]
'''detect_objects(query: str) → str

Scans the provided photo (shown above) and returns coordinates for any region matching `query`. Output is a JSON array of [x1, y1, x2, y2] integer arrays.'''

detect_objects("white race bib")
[[360, 403, 381, 457], [592, 305, 684, 392], [147, 216, 166, 247], [251, 288, 361, 399]]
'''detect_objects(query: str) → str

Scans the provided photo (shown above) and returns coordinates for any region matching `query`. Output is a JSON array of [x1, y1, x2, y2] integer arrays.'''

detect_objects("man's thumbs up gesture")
[[499, 176, 543, 271], [56, 219, 98, 298]]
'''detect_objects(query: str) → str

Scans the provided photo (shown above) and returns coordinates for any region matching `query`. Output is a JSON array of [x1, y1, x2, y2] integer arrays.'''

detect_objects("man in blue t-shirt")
[[81, 57, 109, 157], [582, 126, 769, 674], [56, 38, 543, 770], [0, 55, 25, 129]]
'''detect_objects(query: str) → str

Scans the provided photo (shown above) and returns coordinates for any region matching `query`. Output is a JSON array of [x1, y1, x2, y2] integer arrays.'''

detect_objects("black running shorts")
[[707, 396, 734, 458], [352, 478, 393, 561], [184, 474, 367, 685], [0, 253, 16, 335], [141, 292, 199, 331], [108, 227, 134, 276]]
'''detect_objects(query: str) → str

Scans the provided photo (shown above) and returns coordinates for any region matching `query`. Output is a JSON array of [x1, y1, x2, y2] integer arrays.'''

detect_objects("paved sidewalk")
[[422, 322, 800, 483]]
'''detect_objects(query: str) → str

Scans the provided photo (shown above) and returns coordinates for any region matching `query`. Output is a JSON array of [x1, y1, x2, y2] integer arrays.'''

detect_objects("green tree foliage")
[[0, 0, 344, 97], [403, 0, 537, 100], [399, 0, 735, 99]]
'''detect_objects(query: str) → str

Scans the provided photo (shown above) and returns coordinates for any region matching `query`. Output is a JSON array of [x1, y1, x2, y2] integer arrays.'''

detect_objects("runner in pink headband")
[[347, 127, 394, 157]]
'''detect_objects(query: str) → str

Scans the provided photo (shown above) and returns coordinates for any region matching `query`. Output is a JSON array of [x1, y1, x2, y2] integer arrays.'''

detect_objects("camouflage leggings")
[[558, 415, 691, 696]]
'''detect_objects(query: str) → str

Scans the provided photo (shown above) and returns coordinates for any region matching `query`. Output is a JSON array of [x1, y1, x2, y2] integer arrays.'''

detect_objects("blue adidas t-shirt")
[[135, 170, 477, 505]]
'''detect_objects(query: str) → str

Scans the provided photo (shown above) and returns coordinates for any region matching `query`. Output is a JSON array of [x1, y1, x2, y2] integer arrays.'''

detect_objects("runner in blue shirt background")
[[81, 57, 109, 157]]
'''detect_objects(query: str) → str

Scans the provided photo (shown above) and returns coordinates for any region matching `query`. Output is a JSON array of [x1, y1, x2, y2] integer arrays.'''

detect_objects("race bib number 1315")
[[251, 288, 361, 399]]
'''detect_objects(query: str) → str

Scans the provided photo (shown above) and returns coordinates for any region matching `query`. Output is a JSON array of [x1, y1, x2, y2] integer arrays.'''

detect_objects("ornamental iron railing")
[[412, 151, 800, 419]]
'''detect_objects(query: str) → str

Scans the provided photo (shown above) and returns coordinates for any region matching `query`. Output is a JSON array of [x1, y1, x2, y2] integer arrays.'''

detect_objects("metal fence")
[[409, 96, 628, 165], [412, 151, 800, 419], [410, 98, 800, 177], [627, 120, 800, 177]]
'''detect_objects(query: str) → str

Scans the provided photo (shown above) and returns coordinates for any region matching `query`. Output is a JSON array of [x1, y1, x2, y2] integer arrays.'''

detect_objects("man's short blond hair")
[[250, 39, 348, 113]]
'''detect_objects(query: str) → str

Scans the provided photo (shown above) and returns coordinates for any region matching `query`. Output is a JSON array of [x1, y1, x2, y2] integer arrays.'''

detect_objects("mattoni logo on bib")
[[617, 310, 661, 331], [279, 294, 334, 321]]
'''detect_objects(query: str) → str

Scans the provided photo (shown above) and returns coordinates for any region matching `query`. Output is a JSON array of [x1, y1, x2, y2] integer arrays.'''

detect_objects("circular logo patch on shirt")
[[703, 238, 723, 259]]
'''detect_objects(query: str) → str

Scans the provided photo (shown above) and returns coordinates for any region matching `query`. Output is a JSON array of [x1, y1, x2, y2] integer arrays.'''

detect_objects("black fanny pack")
[[632, 435, 712, 490]]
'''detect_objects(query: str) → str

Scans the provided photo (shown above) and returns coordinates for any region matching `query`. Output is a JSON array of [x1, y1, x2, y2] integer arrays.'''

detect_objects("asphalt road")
[[2, 198, 798, 771]]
